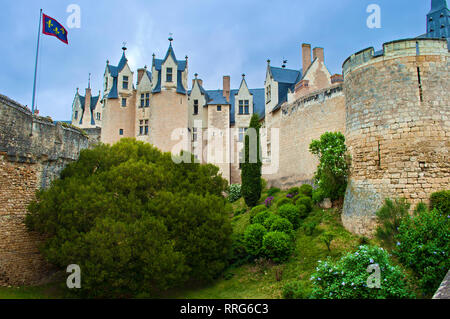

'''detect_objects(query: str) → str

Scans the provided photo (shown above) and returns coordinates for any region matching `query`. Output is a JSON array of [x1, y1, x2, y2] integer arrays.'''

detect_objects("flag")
[[42, 13, 68, 44]]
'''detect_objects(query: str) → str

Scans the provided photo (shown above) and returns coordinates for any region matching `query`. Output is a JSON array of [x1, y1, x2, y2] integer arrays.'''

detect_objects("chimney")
[[137, 68, 145, 85], [302, 43, 311, 71], [313, 47, 324, 63], [223, 76, 230, 102]]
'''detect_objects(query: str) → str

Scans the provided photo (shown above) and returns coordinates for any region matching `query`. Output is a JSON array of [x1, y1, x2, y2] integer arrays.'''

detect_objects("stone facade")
[[342, 38, 450, 236], [0, 94, 89, 286]]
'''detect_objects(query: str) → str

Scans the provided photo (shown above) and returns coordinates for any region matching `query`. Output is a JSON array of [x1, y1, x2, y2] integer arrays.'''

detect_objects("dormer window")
[[193, 100, 199, 115], [105, 77, 108, 91], [266, 85, 271, 102], [122, 98, 127, 107], [166, 68, 173, 82], [217, 105, 222, 111], [74, 111, 78, 119], [239, 100, 249, 115], [123, 76, 129, 89]]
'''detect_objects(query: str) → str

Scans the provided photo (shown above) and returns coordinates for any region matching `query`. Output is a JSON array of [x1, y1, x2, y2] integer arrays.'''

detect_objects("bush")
[[278, 204, 301, 229], [288, 187, 300, 196], [321, 232, 335, 251], [262, 231, 294, 263], [375, 198, 410, 249], [312, 188, 325, 204], [310, 245, 414, 299], [297, 204, 309, 220], [394, 208, 450, 296], [277, 197, 292, 208], [244, 224, 268, 257], [269, 217, 294, 235], [309, 132, 349, 200], [302, 221, 318, 236], [25, 139, 232, 298], [263, 214, 283, 229], [299, 184, 313, 198], [282, 281, 312, 299], [234, 207, 247, 217], [228, 233, 249, 267], [252, 211, 275, 226], [430, 190, 450, 214], [227, 184, 242, 203], [267, 187, 281, 197], [249, 205, 267, 223], [296, 196, 313, 213], [241, 114, 262, 207]]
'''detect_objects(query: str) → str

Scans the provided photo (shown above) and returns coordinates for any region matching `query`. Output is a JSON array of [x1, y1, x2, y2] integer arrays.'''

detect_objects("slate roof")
[[77, 92, 100, 125], [269, 66, 303, 112], [190, 83, 265, 125], [152, 43, 187, 94]]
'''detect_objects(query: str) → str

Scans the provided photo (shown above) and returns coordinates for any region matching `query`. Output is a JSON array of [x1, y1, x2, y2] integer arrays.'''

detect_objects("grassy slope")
[[167, 189, 363, 299], [0, 189, 364, 299]]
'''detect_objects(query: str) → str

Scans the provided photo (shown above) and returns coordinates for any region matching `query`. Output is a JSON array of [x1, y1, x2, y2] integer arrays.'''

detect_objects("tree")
[[26, 139, 232, 298], [241, 114, 262, 207], [309, 132, 349, 200]]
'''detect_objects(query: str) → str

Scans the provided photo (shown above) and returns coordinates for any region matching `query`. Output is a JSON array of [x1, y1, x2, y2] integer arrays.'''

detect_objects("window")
[[139, 120, 149, 135], [266, 85, 271, 102], [104, 77, 108, 91], [144, 120, 149, 135], [238, 100, 249, 114], [217, 105, 222, 111], [74, 111, 78, 119], [193, 127, 198, 141], [140, 94, 145, 108], [145, 93, 150, 107], [96, 112, 101, 120], [139, 120, 143, 135], [193, 100, 199, 115], [119, 129, 124, 135], [123, 76, 129, 89], [238, 127, 247, 142], [166, 68, 173, 82], [122, 98, 127, 107]]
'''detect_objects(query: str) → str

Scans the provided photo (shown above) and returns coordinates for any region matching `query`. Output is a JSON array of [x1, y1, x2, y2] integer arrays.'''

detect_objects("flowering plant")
[[265, 196, 274, 208]]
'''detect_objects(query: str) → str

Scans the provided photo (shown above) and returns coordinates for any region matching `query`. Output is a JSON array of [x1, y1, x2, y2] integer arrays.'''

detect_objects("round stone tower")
[[342, 38, 450, 236]]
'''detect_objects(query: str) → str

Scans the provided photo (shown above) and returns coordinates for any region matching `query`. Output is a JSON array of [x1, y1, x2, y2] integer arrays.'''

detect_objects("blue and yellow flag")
[[42, 13, 68, 44]]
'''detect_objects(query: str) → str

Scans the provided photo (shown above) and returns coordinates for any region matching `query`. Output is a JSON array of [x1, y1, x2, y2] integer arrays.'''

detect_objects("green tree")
[[241, 113, 262, 207], [309, 132, 349, 200], [26, 139, 232, 298]]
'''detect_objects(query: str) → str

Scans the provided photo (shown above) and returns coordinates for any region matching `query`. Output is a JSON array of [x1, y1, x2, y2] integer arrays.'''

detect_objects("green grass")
[[0, 282, 63, 299]]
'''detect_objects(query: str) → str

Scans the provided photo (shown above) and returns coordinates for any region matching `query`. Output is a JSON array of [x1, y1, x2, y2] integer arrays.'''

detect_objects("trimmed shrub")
[[249, 205, 267, 223], [375, 198, 410, 249], [312, 188, 325, 204], [277, 197, 292, 208], [292, 194, 302, 205], [282, 281, 312, 299], [263, 214, 283, 230], [278, 204, 301, 229], [270, 217, 294, 235], [262, 231, 294, 263], [299, 184, 313, 198], [297, 204, 309, 220], [267, 187, 281, 197], [395, 208, 450, 296], [430, 190, 450, 214], [296, 196, 313, 213], [311, 245, 414, 299], [244, 224, 267, 257], [252, 211, 275, 226], [227, 184, 242, 203]]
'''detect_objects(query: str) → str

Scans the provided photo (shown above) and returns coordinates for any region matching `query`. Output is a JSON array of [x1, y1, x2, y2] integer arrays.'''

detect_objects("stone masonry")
[[0, 94, 89, 286]]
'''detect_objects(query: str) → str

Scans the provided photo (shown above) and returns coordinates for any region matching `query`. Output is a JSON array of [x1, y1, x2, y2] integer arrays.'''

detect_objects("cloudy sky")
[[0, 0, 431, 120]]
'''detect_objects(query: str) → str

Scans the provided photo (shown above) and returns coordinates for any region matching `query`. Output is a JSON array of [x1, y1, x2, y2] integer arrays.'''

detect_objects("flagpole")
[[31, 9, 42, 115]]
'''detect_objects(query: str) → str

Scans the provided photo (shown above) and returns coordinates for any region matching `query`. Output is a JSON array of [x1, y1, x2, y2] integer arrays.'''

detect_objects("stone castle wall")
[[264, 84, 346, 188], [0, 94, 89, 286], [342, 38, 450, 235]]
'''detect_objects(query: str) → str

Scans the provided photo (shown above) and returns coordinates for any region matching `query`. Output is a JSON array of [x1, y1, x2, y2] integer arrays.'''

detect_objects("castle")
[[71, 1, 449, 235]]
